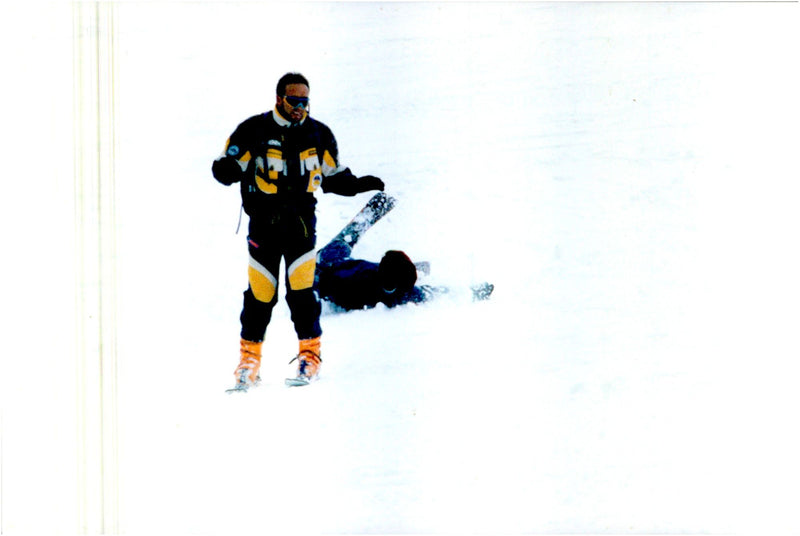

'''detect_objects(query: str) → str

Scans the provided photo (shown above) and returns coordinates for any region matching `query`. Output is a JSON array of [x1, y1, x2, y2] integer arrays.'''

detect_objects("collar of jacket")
[[271, 106, 307, 128]]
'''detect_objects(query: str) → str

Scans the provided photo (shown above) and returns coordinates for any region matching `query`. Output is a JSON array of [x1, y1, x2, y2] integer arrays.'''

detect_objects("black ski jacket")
[[212, 109, 370, 216], [317, 258, 428, 311]]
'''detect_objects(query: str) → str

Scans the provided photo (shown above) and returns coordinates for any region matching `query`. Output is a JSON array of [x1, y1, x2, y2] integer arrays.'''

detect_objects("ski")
[[226, 370, 260, 393], [226, 378, 312, 389], [284, 377, 310, 387], [471, 282, 494, 301], [416, 282, 494, 303], [330, 191, 397, 248]]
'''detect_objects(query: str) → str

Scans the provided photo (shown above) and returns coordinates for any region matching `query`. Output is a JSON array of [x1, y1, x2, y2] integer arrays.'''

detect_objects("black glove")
[[357, 175, 384, 192], [212, 156, 244, 186]]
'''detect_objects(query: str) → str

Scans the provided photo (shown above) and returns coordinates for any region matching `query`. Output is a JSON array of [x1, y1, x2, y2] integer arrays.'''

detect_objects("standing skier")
[[212, 72, 384, 389]]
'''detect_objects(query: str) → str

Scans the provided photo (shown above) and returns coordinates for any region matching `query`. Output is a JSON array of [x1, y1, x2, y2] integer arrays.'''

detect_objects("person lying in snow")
[[314, 192, 493, 312]]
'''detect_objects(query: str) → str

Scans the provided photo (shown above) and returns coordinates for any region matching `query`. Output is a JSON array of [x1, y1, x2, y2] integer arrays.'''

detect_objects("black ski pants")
[[240, 209, 322, 343]]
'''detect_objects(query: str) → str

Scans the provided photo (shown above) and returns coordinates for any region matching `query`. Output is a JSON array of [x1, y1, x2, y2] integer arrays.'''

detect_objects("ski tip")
[[285, 377, 310, 387], [471, 282, 495, 301], [227, 371, 262, 393], [370, 191, 397, 209]]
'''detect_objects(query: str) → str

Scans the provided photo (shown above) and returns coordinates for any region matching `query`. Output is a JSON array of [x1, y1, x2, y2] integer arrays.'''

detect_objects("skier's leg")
[[317, 238, 352, 267], [285, 252, 322, 340], [239, 231, 281, 343], [233, 225, 281, 388], [284, 212, 323, 382], [284, 212, 322, 341]]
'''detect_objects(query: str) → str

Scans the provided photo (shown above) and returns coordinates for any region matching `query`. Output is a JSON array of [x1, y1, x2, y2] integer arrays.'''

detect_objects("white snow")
[[2, 2, 799, 535]]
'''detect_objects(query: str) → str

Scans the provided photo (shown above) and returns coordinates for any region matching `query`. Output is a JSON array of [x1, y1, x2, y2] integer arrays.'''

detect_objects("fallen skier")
[[315, 192, 493, 312]]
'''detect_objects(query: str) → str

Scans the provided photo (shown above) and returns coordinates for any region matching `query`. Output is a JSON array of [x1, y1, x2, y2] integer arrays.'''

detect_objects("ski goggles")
[[283, 95, 309, 109]]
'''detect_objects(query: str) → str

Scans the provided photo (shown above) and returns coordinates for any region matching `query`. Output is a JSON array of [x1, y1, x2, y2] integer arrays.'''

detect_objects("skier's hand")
[[212, 156, 244, 186], [357, 175, 384, 192]]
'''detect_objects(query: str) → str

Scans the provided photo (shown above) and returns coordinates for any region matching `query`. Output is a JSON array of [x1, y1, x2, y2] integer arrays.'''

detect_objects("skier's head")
[[276, 72, 310, 124], [378, 250, 417, 294]]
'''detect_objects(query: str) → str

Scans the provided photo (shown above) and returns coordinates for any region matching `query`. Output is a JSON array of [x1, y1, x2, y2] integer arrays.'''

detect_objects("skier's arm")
[[385, 283, 493, 307], [321, 170, 384, 196], [383, 285, 445, 308], [318, 129, 384, 196], [212, 123, 253, 186], [403, 286, 433, 305]]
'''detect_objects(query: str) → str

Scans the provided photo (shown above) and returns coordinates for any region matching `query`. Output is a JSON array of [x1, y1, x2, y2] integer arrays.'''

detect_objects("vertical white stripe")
[[73, 3, 119, 534]]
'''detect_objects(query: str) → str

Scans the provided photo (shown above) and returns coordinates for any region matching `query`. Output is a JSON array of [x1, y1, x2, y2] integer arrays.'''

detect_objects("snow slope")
[[3, 2, 799, 535]]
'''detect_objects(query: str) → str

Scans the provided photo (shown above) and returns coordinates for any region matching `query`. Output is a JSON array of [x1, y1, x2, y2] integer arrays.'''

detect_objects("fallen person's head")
[[378, 250, 417, 294]]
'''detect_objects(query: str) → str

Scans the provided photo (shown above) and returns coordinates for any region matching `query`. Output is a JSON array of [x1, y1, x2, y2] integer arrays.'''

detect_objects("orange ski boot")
[[287, 336, 321, 386], [229, 339, 263, 392]]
